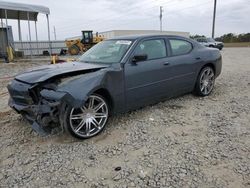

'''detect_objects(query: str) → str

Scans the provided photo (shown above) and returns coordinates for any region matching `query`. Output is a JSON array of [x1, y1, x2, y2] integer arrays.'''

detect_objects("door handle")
[[195, 57, 201, 60], [163, 62, 170, 66]]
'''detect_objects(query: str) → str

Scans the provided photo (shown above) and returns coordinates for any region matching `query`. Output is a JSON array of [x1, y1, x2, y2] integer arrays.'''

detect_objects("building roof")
[[0, 1, 50, 21], [110, 34, 188, 40]]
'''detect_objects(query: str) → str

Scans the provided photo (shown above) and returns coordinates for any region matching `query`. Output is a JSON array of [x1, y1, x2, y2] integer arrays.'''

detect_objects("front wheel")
[[194, 66, 215, 96], [63, 94, 109, 139], [68, 44, 80, 55]]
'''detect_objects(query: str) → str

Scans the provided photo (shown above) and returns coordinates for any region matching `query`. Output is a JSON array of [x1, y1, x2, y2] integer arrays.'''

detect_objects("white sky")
[[3, 0, 250, 41]]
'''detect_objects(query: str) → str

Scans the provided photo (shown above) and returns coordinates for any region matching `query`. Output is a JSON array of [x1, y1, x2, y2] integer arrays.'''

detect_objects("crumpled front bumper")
[[7, 80, 68, 136], [8, 93, 62, 136]]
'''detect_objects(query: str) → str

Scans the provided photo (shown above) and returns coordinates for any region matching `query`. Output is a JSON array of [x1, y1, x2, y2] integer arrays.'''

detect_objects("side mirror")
[[132, 54, 147, 63]]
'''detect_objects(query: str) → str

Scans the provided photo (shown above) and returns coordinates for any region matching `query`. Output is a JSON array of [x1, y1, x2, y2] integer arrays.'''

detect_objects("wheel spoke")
[[85, 121, 91, 135], [88, 97, 95, 109], [206, 69, 211, 76], [204, 86, 208, 94], [91, 118, 100, 129], [201, 84, 205, 92], [81, 106, 87, 112], [94, 112, 107, 118], [207, 81, 213, 91], [71, 114, 83, 120], [208, 74, 214, 79], [201, 74, 205, 81], [75, 119, 86, 132], [94, 102, 105, 112]]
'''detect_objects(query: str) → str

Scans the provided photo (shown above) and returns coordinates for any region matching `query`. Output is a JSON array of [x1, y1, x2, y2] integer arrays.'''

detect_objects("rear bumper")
[[215, 55, 222, 78]]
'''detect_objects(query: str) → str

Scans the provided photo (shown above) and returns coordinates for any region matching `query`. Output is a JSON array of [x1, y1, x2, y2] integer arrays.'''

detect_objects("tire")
[[68, 44, 80, 55], [62, 94, 109, 139], [194, 66, 215, 96]]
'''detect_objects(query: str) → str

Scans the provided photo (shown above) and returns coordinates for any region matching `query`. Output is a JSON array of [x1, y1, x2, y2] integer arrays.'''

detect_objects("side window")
[[134, 39, 167, 60], [169, 39, 192, 56]]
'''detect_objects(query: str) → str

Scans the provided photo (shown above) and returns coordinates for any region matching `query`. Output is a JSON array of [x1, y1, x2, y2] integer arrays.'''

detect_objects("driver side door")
[[124, 38, 172, 110]]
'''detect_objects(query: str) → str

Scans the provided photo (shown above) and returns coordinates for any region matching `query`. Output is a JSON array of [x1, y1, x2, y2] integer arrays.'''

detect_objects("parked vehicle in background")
[[195, 37, 224, 50], [8, 35, 222, 139]]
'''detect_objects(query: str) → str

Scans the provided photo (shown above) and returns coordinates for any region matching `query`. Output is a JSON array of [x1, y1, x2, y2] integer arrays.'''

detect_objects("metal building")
[[99, 30, 190, 39], [0, 1, 51, 60], [0, 23, 14, 56]]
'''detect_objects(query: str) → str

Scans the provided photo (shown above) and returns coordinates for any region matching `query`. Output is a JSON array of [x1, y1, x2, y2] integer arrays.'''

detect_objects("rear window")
[[169, 39, 193, 56]]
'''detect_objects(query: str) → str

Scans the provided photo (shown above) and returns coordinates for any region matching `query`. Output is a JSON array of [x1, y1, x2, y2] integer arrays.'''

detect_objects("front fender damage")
[[10, 89, 69, 136], [31, 88, 84, 136], [56, 69, 113, 108], [9, 67, 122, 136]]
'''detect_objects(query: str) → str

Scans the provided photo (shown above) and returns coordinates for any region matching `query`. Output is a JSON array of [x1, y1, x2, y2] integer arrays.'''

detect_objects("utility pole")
[[53, 26, 57, 40], [212, 0, 217, 38], [160, 6, 163, 32]]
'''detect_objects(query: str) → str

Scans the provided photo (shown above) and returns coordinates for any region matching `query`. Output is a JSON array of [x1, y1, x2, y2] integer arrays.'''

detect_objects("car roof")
[[109, 34, 189, 40]]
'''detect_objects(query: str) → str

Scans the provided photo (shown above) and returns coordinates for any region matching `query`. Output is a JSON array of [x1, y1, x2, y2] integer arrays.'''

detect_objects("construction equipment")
[[50, 54, 76, 64], [65, 30, 104, 55]]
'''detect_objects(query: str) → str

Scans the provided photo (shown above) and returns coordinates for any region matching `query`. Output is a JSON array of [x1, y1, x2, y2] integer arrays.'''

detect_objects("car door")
[[166, 38, 198, 95], [124, 38, 173, 110]]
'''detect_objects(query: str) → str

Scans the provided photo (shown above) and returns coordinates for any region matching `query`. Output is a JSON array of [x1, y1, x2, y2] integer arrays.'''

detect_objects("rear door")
[[165, 37, 198, 95]]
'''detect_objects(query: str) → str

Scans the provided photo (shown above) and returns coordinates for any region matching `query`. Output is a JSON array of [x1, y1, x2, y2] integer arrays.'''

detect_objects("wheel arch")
[[93, 88, 114, 114], [200, 63, 216, 75]]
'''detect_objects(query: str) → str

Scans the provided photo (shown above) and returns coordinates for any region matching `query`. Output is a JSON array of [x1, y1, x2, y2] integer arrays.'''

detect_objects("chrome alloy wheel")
[[69, 95, 108, 138], [200, 67, 215, 95]]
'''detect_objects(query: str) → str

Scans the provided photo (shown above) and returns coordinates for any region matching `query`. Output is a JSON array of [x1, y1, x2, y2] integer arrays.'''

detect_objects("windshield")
[[79, 40, 133, 64], [207, 38, 215, 42]]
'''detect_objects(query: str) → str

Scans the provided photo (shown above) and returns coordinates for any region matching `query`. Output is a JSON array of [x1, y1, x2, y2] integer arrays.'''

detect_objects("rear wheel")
[[194, 66, 215, 96], [63, 94, 109, 139]]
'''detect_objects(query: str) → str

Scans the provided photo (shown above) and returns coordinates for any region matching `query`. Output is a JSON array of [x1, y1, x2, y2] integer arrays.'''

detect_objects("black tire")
[[61, 94, 109, 139], [194, 66, 215, 96], [68, 44, 80, 55]]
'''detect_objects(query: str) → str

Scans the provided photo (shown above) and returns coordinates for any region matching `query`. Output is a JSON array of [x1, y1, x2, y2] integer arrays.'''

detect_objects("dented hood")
[[15, 61, 109, 84]]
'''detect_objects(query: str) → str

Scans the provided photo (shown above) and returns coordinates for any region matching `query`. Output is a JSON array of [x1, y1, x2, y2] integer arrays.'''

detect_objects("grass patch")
[[224, 42, 250, 47]]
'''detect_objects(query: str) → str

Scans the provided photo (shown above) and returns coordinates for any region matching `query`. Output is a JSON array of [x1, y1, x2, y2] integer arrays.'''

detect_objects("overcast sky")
[[4, 0, 250, 41]]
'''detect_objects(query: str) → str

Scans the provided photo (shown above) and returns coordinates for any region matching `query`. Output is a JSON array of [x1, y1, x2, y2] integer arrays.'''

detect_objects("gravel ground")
[[0, 48, 250, 188]]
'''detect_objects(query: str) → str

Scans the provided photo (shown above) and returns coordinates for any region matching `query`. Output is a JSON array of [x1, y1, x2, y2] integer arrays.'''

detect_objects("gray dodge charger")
[[8, 35, 222, 139]]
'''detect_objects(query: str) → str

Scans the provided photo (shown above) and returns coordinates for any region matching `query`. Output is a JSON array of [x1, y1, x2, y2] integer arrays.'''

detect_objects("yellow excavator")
[[65, 30, 104, 55]]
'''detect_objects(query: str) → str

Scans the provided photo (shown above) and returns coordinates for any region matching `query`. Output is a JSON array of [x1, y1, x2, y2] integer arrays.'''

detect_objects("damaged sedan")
[[8, 35, 222, 139]]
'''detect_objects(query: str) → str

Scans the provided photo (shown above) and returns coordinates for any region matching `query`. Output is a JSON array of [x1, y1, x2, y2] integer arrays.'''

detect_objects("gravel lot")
[[0, 48, 250, 188]]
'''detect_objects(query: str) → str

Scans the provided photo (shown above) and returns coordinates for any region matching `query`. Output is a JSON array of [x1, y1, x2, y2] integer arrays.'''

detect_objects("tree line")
[[190, 33, 250, 43]]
